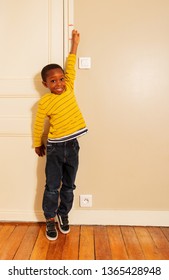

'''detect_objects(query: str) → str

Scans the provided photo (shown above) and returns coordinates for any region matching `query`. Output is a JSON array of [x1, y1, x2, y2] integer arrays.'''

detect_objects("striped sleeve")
[[65, 54, 76, 90], [33, 101, 46, 147]]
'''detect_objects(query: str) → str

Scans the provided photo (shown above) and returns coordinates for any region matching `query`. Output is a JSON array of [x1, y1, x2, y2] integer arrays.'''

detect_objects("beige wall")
[[74, 0, 169, 211], [1, 0, 169, 225]]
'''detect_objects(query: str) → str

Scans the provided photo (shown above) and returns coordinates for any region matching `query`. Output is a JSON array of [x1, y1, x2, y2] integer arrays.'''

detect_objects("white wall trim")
[[1, 210, 169, 226], [63, 0, 74, 61]]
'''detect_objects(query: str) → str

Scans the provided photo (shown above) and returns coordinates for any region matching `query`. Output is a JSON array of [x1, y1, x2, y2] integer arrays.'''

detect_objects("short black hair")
[[41, 64, 64, 82]]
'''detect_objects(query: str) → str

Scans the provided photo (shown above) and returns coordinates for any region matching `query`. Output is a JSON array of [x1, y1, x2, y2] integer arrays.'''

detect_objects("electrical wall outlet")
[[79, 194, 92, 207]]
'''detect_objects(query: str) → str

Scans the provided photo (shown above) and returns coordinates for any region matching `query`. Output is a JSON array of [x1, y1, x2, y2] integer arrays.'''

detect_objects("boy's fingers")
[[72, 29, 79, 35]]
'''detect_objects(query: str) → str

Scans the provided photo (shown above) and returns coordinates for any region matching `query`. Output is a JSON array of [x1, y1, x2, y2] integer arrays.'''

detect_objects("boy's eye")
[[50, 78, 64, 83]]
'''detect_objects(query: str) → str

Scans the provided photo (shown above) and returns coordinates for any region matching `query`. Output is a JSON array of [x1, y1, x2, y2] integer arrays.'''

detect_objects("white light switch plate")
[[79, 57, 91, 69]]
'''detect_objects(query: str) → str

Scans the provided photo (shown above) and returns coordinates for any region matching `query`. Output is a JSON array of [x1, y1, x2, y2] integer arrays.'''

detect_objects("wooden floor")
[[0, 223, 169, 260]]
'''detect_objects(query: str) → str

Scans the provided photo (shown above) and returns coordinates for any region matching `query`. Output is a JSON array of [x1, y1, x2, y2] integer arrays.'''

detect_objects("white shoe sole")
[[45, 231, 58, 241]]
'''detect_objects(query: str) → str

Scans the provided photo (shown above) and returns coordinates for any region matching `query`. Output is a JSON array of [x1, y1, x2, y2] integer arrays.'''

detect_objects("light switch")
[[79, 57, 91, 69]]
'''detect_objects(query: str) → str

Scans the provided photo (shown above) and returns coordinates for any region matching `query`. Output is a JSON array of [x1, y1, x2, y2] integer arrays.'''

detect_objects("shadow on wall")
[[31, 73, 50, 221]]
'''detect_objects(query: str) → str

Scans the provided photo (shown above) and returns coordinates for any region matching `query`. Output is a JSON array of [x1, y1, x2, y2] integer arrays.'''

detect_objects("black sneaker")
[[46, 218, 58, 240], [57, 214, 70, 234]]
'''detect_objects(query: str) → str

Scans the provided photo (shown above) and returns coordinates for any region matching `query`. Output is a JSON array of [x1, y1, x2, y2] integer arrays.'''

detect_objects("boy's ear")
[[42, 81, 48, 88]]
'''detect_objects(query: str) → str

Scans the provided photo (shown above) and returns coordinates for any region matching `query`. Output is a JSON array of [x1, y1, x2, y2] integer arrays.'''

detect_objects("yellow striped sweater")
[[33, 54, 87, 147]]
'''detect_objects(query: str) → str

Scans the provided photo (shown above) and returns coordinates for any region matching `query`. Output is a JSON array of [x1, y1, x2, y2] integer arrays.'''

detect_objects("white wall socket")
[[79, 194, 92, 207]]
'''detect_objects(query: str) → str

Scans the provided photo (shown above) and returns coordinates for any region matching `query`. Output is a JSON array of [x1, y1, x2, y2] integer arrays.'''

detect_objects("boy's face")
[[42, 68, 66, 95]]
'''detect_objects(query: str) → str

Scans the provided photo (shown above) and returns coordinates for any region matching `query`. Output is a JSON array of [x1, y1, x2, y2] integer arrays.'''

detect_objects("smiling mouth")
[[55, 88, 64, 93]]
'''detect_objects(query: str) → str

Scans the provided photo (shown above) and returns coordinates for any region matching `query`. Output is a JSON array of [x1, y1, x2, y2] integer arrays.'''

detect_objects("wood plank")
[[0, 224, 28, 260], [79, 226, 95, 260], [148, 227, 169, 260], [0, 223, 4, 232], [61, 226, 80, 260], [46, 232, 66, 260], [161, 227, 169, 241], [121, 226, 145, 259], [14, 223, 41, 260], [135, 226, 164, 260], [0, 224, 16, 252], [107, 226, 128, 259], [94, 226, 112, 260], [30, 224, 50, 260]]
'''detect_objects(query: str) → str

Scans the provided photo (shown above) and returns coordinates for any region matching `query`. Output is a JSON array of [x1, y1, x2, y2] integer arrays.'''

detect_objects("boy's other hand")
[[35, 145, 46, 157]]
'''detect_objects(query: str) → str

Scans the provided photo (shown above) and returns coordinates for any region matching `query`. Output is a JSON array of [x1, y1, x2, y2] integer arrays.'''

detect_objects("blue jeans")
[[42, 139, 79, 219]]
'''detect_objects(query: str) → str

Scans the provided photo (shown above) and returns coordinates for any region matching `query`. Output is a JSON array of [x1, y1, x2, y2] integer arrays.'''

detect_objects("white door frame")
[[63, 0, 74, 61]]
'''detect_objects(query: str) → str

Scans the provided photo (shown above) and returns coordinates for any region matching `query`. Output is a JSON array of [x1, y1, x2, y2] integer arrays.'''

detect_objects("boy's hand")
[[35, 144, 46, 157], [70, 29, 80, 54], [72, 29, 80, 45]]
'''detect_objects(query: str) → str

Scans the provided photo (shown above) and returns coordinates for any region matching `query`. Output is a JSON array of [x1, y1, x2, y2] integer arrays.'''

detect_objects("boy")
[[33, 30, 87, 240]]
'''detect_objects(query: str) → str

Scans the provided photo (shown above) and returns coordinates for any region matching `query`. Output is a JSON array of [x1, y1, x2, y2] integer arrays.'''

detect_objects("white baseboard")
[[0, 209, 169, 226], [70, 210, 169, 226]]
